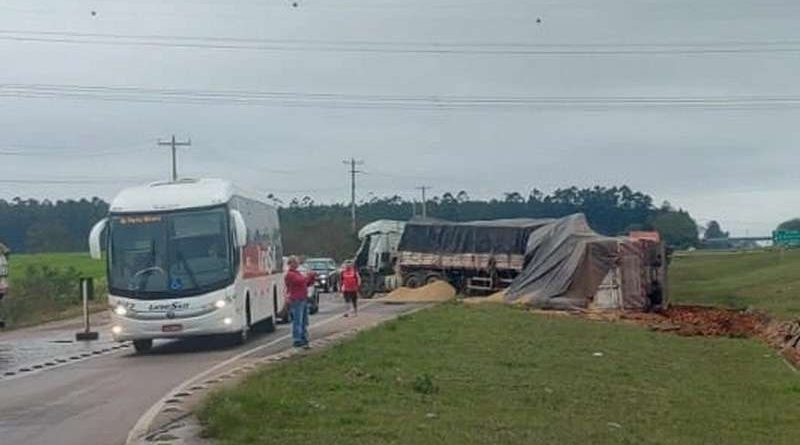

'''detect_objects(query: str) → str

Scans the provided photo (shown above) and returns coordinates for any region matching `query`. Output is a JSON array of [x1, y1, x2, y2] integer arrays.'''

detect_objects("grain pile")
[[380, 280, 456, 304]]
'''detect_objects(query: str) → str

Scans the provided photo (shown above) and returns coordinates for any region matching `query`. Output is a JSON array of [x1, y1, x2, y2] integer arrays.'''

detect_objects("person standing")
[[340, 261, 361, 317], [284, 256, 315, 348]]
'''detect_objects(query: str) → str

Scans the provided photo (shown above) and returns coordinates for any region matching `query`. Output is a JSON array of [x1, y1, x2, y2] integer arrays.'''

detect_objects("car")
[[305, 257, 339, 292]]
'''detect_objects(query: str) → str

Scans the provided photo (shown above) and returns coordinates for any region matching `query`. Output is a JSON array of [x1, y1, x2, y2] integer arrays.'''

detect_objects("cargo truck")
[[354, 218, 552, 296], [395, 219, 552, 294]]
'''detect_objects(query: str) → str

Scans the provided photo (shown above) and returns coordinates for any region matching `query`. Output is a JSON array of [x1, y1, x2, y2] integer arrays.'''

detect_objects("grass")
[[200, 304, 800, 445], [670, 249, 800, 319], [8, 252, 105, 280], [1, 252, 106, 329]]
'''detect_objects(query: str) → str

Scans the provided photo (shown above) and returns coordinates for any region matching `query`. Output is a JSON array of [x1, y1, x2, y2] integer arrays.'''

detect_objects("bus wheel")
[[262, 315, 276, 333], [132, 339, 153, 354]]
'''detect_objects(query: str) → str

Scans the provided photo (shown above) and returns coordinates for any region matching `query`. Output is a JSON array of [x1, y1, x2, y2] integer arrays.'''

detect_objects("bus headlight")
[[215, 299, 227, 309], [112, 325, 122, 334], [223, 317, 233, 325], [114, 305, 128, 316]]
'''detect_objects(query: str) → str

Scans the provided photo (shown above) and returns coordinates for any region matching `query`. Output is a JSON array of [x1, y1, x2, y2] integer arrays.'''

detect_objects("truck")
[[354, 218, 551, 296], [88, 178, 287, 353], [353, 220, 406, 298], [395, 219, 552, 294]]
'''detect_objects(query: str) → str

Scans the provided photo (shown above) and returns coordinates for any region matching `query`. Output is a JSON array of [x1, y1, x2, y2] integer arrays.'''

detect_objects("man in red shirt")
[[284, 256, 316, 348], [340, 261, 361, 317]]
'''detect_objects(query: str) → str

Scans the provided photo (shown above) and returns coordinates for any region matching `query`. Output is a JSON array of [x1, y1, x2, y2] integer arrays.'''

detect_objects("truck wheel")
[[425, 273, 443, 284], [404, 272, 423, 289], [132, 339, 153, 354]]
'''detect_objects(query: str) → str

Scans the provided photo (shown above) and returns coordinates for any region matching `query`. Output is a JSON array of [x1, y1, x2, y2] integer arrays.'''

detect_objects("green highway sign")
[[773, 230, 800, 246]]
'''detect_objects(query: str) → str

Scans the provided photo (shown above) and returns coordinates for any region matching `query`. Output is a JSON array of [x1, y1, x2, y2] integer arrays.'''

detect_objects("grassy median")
[[670, 249, 800, 319], [200, 304, 800, 445]]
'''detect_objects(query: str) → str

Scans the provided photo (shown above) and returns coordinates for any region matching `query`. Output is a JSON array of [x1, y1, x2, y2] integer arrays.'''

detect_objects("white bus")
[[89, 178, 286, 353]]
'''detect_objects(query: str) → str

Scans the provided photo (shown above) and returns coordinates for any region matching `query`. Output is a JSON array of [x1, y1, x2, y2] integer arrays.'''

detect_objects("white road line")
[[125, 301, 376, 445]]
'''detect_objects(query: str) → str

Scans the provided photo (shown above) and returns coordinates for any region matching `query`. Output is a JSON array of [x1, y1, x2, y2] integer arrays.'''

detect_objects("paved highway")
[[0, 294, 417, 445]]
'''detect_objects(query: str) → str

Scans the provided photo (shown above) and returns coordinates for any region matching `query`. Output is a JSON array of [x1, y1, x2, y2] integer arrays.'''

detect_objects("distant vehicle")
[[0, 243, 8, 299], [89, 178, 286, 353], [354, 220, 406, 297], [0, 242, 8, 328], [305, 257, 338, 292]]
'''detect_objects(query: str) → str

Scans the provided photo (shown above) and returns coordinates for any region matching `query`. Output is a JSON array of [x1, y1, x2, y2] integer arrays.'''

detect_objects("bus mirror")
[[88, 218, 108, 260], [230, 210, 247, 247]]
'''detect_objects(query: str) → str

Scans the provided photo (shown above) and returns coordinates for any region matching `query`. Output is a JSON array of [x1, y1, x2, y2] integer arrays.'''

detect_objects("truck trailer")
[[395, 219, 552, 294]]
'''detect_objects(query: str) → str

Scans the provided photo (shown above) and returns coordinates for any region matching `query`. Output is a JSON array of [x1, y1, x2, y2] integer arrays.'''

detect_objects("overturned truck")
[[506, 214, 668, 311], [396, 219, 552, 294]]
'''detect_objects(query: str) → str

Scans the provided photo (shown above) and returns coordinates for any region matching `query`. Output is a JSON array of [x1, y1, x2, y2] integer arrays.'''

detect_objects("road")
[[0, 294, 418, 445]]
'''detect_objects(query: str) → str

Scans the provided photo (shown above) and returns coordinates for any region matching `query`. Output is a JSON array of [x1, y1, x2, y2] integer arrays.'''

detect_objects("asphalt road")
[[0, 294, 417, 445]]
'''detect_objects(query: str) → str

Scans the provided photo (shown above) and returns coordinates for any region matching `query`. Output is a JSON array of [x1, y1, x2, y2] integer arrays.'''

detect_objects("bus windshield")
[[108, 207, 233, 299]]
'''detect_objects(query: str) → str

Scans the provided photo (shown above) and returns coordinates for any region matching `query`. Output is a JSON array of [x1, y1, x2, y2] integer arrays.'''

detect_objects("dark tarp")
[[506, 214, 619, 309], [398, 218, 554, 255]]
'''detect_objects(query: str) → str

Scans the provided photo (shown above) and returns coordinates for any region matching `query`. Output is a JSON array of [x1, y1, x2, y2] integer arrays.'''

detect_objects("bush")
[[0, 264, 105, 328]]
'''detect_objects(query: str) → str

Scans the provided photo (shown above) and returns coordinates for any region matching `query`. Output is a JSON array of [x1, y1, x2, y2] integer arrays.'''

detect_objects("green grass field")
[[8, 252, 105, 280], [200, 304, 800, 445], [1, 252, 106, 329], [670, 249, 800, 319]]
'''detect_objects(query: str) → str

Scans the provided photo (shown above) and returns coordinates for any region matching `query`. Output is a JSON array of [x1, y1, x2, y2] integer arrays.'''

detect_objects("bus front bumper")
[[110, 306, 241, 341]]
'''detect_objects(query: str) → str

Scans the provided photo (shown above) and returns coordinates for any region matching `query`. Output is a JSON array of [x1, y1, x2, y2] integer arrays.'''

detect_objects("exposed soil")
[[615, 305, 800, 368], [623, 305, 768, 338]]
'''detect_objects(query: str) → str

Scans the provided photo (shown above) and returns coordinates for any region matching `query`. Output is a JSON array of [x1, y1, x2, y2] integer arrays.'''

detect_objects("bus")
[[89, 178, 285, 353]]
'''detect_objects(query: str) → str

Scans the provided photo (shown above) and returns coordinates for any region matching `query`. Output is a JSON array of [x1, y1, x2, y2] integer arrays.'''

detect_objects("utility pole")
[[342, 158, 364, 233], [416, 186, 430, 219], [158, 135, 191, 181]]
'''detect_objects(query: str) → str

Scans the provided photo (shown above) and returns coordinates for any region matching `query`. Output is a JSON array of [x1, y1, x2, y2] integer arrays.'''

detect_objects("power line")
[[3, 84, 800, 111], [3, 29, 800, 55]]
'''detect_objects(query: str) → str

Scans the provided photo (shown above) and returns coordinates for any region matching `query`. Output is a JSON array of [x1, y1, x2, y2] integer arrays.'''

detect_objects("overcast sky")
[[1, 0, 799, 236]]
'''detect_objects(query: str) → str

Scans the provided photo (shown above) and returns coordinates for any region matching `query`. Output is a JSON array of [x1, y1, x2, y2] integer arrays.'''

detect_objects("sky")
[[1, 0, 799, 236]]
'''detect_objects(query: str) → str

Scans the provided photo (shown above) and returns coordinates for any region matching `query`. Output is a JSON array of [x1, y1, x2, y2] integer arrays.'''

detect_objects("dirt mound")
[[623, 305, 768, 338], [380, 281, 456, 304], [462, 290, 507, 305], [762, 319, 800, 366]]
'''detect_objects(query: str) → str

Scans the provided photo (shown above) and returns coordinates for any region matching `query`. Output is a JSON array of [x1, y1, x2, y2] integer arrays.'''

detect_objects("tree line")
[[0, 186, 702, 258]]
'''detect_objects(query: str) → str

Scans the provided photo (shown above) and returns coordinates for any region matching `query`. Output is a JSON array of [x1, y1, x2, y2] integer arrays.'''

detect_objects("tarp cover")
[[506, 214, 620, 309], [398, 218, 554, 255]]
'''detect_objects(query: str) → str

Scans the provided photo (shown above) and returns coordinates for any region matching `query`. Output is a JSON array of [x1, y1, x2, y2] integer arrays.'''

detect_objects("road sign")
[[772, 230, 800, 247]]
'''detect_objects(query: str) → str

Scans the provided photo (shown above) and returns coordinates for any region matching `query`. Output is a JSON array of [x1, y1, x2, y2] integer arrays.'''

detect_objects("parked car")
[[306, 257, 339, 292]]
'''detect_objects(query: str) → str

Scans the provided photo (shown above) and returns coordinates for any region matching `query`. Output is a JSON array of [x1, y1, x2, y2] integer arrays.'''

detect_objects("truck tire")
[[403, 272, 424, 289], [425, 273, 443, 285]]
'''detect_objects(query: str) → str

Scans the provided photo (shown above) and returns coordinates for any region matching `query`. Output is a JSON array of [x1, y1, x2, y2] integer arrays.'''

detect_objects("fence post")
[[75, 277, 99, 341]]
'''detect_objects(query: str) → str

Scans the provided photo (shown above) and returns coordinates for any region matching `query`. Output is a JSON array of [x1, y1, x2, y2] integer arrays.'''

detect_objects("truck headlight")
[[215, 299, 227, 309], [114, 305, 127, 316]]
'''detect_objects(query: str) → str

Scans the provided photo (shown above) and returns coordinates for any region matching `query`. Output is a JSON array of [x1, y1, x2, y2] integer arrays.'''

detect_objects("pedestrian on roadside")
[[284, 256, 316, 349], [340, 260, 361, 317]]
